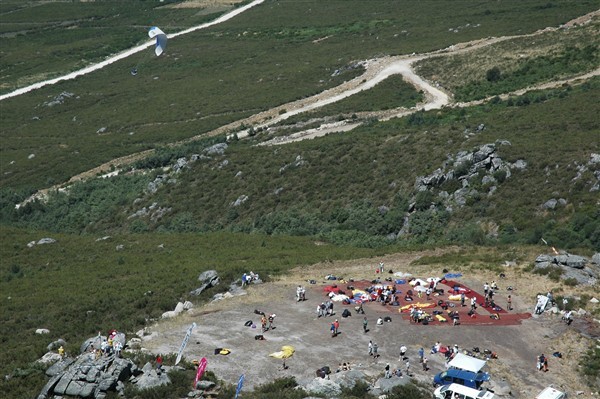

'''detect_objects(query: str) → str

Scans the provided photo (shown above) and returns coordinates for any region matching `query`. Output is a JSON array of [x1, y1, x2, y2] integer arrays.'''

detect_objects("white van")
[[536, 387, 567, 399], [433, 383, 495, 399]]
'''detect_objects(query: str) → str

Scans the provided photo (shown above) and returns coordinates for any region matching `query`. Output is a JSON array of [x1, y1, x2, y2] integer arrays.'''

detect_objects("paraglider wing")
[[269, 345, 295, 359], [148, 26, 168, 56]]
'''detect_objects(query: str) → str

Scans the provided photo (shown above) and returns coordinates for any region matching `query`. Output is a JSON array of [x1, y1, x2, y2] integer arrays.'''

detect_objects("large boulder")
[[304, 377, 342, 397], [555, 254, 587, 269], [330, 369, 367, 389], [190, 270, 220, 296], [370, 376, 411, 396], [80, 335, 105, 354], [47, 338, 66, 351], [132, 362, 171, 390], [39, 352, 136, 399], [38, 352, 64, 366]]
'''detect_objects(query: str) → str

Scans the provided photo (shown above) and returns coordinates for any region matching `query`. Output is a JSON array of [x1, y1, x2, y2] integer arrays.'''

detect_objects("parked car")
[[433, 368, 490, 389], [536, 387, 567, 399], [433, 383, 495, 399]]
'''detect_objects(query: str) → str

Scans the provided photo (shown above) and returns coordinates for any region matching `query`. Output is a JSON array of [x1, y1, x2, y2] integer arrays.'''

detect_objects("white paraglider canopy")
[[148, 26, 167, 56]]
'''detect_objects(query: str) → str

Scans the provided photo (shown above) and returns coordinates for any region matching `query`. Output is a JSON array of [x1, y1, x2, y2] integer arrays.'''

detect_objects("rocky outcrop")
[[37, 353, 136, 399], [534, 253, 598, 285], [161, 301, 193, 319], [190, 270, 220, 296], [130, 362, 171, 390], [414, 141, 522, 208]]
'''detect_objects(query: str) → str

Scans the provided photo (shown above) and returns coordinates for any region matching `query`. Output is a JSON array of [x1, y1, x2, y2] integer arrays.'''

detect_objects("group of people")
[[537, 354, 549, 371], [241, 271, 260, 287], [317, 300, 335, 317]]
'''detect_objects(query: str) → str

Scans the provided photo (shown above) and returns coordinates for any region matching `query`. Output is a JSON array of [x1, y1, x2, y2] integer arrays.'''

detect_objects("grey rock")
[[231, 195, 248, 207], [47, 338, 67, 351], [190, 270, 220, 296], [330, 370, 366, 389], [38, 352, 64, 367], [218, 159, 229, 169], [512, 160, 527, 170], [555, 254, 587, 269], [304, 377, 342, 397], [370, 376, 411, 395], [378, 205, 389, 215], [38, 237, 57, 245], [536, 254, 554, 263], [542, 199, 558, 210], [591, 253, 599, 265], [134, 369, 171, 390], [195, 380, 215, 389], [173, 157, 188, 172], [96, 127, 107, 134], [473, 144, 495, 162], [482, 175, 496, 185], [204, 143, 228, 155]]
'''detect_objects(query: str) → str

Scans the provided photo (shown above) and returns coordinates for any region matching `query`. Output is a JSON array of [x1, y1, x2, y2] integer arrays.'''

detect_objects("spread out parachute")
[[269, 345, 295, 359], [148, 26, 167, 56]]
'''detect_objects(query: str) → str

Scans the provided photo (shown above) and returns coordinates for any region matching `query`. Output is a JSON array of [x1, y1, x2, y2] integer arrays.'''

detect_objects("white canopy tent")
[[447, 353, 486, 373]]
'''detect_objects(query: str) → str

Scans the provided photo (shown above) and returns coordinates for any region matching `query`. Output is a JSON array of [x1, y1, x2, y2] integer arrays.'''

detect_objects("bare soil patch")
[[141, 252, 598, 397]]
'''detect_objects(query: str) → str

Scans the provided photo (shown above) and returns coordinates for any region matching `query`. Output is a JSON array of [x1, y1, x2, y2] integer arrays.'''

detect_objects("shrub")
[[486, 66, 502, 82]]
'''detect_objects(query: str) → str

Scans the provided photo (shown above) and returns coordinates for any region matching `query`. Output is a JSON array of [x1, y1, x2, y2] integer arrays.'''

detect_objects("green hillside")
[[1, 1, 599, 398]]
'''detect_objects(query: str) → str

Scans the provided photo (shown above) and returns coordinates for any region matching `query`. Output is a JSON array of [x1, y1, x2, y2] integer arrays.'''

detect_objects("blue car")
[[433, 368, 490, 389]]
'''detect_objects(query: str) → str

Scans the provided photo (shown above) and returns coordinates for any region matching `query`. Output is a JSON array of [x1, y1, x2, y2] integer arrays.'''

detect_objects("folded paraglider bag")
[[435, 315, 447, 322], [422, 319, 429, 325], [254, 335, 265, 340], [244, 320, 253, 327], [254, 309, 265, 315], [384, 316, 392, 322], [309, 280, 316, 284], [321, 366, 331, 375], [316, 369, 325, 378], [342, 309, 352, 318]]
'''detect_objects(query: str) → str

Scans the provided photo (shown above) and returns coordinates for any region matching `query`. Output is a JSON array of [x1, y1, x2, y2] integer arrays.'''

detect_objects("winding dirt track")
[[13, 8, 600, 206]]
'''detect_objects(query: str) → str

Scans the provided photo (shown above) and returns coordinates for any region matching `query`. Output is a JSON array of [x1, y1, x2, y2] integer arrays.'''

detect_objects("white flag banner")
[[175, 322, 197, 365]]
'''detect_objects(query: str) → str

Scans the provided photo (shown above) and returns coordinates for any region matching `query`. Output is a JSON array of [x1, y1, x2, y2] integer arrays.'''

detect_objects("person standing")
[[330, 322, 336, 337], [418, 347, 424, 363], [334, 319, 340, 335], [422, 356, 428, 371], [507, 295, 512, 311], [373, 342, 379, 359], [405, 360, 410, 375], [470, 297, 477, 311], [399, 345, 407, 360], [385, 363, 391, 378], [368, 340, 373, 356], [460, 293, 466, 307], [363, 317, 368, 333], [156, 355, 163, 372], [58, 346, 65, 358]]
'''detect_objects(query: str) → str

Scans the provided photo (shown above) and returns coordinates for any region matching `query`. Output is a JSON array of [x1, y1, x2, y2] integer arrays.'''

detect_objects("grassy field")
[[0, 0, 241, 93], [0, 225, 380, 398], [1, 0, 598, 191]]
